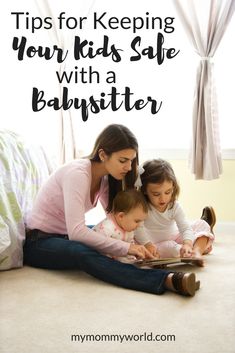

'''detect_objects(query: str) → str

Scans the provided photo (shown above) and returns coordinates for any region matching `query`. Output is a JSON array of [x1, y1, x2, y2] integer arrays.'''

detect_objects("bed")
[[0, 130, 53, 270]]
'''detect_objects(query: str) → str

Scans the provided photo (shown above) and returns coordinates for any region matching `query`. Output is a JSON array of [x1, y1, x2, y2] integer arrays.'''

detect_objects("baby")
[[93, 189, 157, 263]]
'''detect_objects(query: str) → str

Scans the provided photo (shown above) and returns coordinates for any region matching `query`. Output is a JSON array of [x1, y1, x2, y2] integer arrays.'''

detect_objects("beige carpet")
[[1, 225, 235, 353]]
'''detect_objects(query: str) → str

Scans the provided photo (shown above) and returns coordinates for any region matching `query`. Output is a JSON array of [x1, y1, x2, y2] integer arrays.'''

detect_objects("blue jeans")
[[23, 230, 170, 295]]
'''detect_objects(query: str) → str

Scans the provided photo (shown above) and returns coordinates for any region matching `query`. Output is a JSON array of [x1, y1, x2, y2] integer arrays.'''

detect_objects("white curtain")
[[174, 0, 235, 179], [35, 0, 96, 163]]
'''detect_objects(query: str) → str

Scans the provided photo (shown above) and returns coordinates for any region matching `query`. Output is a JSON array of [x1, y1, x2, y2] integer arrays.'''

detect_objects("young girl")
[[93, 189, 158, 263], [137, 159, 216, 265]]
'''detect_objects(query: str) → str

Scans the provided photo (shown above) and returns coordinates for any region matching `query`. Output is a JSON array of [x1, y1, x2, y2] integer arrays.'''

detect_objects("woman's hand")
[[128, 244, 155, 259], [144, 242, 160, 258]]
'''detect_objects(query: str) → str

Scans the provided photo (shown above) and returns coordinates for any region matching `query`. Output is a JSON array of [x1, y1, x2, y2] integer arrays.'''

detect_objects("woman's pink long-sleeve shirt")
[[27, 159, 129, 257]]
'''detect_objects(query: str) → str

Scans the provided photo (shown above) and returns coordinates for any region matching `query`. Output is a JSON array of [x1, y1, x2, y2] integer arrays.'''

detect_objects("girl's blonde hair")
[[112, 189, 148, 214], [140, 159, 180, 209]]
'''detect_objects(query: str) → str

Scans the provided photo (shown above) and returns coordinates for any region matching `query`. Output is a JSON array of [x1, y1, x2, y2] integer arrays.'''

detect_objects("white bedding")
[[0, 130, 53, 270]]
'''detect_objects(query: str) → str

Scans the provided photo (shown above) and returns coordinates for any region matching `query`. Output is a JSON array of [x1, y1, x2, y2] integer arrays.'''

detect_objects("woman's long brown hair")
[[88, 124, 139, 212]]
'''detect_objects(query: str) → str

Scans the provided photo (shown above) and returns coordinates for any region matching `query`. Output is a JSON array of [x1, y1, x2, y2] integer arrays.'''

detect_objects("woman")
[[24, 124, 200, 296]]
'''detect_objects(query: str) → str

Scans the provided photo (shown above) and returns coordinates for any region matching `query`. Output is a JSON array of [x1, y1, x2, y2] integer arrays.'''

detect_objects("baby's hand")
[[128, 244, 154, 259], [144, 242, 160, 258], [180, 243, 193, 258]]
